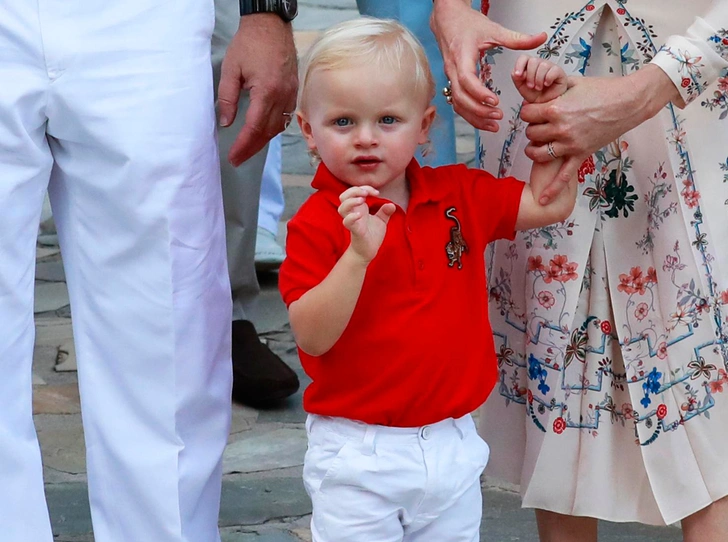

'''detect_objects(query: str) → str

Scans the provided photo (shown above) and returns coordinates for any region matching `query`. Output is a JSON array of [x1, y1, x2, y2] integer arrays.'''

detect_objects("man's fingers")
[[217, 66, 243, 128], [538, 156, 580, 205], [227, 93, 276, 166]]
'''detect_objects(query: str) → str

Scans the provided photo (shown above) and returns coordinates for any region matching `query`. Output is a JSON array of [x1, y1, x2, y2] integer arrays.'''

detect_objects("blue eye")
[[334, 118, 352, 127], [381, 116, 396, 124]]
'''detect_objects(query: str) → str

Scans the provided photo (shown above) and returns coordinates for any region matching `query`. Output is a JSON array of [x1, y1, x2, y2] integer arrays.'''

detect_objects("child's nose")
[[354, 125, 377, 147]]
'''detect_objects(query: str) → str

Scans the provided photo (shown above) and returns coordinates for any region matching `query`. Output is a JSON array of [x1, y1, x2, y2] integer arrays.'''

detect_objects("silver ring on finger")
[[283, 111, 295, 130], [546, 141, 558, 159]]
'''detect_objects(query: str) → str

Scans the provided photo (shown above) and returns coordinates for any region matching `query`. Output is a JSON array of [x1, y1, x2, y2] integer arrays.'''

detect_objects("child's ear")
[[298, 112, 317, 152], [418, 106, 437, 145]]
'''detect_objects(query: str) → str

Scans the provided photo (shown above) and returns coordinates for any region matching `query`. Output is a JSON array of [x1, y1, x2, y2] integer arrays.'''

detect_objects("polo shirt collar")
[[310, 159, 450, 207]]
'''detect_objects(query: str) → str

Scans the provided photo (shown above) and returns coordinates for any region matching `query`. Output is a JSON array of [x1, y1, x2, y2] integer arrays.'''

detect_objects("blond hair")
[[298, 17, 435, 112]]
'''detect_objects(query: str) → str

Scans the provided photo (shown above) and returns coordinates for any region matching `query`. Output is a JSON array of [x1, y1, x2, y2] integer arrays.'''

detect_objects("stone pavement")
[[31, 1, 681, 540]]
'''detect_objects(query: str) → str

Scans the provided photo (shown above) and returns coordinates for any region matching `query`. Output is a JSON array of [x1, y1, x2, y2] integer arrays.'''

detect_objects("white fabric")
[[0, 1, 231, 540], [479, 0, 728, 526], [258, 135, 285, 236], [303, 414, 489, 542]]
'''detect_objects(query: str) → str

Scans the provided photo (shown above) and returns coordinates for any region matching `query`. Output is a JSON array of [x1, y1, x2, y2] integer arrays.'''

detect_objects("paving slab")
[[34, 281, 70, 313], [35, 318, 74, 345], [33, 383, 81, 415], [36, 414, 87, 476], [36, 260, 66, 282], [224, 426, 307, 475], [36, 246, 61, 261]]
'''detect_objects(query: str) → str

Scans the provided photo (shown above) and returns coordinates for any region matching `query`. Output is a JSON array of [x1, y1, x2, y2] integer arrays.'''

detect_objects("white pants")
[[258, 135, 285, 236], [0, 1, 231, 541], [303, 414, 490, 542]]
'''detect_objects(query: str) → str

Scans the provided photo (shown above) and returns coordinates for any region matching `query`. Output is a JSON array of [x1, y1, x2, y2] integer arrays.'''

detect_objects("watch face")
[[280, 0, 297, 20]]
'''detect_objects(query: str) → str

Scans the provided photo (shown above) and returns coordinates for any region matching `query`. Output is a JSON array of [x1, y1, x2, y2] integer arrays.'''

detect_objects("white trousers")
[[303, 414, 490, 542], [0, 1, 231, 541]]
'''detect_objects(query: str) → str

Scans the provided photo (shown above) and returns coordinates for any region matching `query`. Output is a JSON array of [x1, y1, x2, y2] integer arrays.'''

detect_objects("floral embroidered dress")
[[478, 0, 728, 525]]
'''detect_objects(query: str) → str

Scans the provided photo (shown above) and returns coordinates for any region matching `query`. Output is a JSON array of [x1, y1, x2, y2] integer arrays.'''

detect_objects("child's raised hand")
[[338, 185, 396, 264], [512, 54, 568, 104]]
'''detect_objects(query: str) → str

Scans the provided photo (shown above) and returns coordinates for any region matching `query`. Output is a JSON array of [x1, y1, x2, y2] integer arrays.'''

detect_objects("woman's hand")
[[430, 0, 546, 132], [521, 64, 682, 204]]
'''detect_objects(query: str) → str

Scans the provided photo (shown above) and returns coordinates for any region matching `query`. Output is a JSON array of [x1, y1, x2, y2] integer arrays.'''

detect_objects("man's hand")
[[218, 14, 298, 166], [430, 0, 546, 132]]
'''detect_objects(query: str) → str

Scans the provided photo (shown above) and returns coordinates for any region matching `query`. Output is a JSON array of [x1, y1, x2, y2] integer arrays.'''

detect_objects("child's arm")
[[288, 185, 395, 357], [511, 55, 577, 230]]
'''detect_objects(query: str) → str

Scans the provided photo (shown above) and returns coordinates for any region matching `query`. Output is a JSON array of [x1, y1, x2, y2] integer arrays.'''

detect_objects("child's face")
[[298, 61, 435, 194]]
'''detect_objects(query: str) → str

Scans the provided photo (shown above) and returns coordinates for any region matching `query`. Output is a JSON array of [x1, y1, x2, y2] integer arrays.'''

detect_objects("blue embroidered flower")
[[528, 354, 551, 395], [528, 354, 542, 381]]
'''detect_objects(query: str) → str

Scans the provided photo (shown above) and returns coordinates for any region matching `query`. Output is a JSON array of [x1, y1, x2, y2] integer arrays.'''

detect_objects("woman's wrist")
[[629, 64, 684, 124]]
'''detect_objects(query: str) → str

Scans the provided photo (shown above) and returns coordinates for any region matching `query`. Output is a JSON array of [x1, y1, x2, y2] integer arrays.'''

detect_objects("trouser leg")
[[258, 135, 285, 235], [212, 0, 267, 321], [0, 3, 55, 539], [43, 1, 230, 539]]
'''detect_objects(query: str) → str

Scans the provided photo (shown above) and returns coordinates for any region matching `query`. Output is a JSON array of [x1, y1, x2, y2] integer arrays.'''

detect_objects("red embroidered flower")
[[537, 291, 556, 309], [585, 4, 595, 11], [657, 342, 668, 360], [600, 321, 612, 335], [577, 155, 595, 184], [656, 404, 667, 420], [480, 0, 490, 15], [528, 255, 545, 272], [722, 37, 728, 46], [553, 417, 566, 434], [527, 389, 534, 403], [616, 7, 626, 15], [635, 302, 649, 321], [681, 77, 691, 88], [721, 291, 728, 305], [683, 189, 701, 208]]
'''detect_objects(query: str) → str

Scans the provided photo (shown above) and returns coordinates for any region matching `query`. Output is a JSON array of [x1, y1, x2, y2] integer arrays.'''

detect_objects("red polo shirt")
[[279, 160, 524, 427]]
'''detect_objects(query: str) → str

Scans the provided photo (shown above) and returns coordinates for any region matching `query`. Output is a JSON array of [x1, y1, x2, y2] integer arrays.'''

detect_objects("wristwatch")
[[239, 0, 298, 22]]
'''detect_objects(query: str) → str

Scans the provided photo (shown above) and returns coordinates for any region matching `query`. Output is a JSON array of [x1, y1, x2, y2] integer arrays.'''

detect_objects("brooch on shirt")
[[445, 207, 468, 270]]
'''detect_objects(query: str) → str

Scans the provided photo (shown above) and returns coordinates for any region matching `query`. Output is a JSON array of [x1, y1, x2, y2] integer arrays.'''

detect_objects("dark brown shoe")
[[231, 320, 300, 406]]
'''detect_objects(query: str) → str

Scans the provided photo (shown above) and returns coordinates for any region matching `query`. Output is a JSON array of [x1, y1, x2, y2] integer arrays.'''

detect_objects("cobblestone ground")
[[33, 1, 681, 540]]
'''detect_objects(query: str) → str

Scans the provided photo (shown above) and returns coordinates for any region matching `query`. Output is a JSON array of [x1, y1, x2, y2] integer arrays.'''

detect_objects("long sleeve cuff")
[[651, 18, 728, 106]]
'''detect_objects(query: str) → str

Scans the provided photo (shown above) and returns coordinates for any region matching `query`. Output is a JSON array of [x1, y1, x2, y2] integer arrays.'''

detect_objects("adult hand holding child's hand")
[[338, 186, 396, 264]]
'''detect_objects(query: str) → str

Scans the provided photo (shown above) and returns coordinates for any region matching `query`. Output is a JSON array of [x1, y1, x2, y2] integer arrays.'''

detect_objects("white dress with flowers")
[[478, 0, 728, 525]]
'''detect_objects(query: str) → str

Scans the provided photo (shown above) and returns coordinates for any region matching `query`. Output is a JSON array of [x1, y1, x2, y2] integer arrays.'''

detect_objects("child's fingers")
[[375, 203, 396, 224], [512, 54, 530, 78], [534, 62, 551, 90], [545, 65, 563, 87], [339, 185, 378, 203], [525, 58, 541, 89], [342, 211, 364, 231], [338, 196, 365, 218]]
